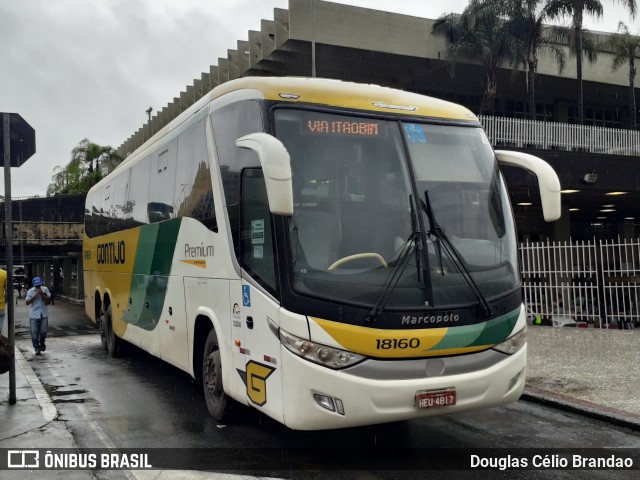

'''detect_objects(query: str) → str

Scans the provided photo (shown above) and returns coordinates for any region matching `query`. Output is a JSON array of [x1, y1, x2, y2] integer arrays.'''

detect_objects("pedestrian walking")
[[25, 277, 51, 355]]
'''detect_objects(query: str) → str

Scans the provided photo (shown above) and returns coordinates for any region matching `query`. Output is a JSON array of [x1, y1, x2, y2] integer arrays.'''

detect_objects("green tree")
[[558, 0, 637, 124], [604, 22, 640, 129], [473, 0, 567, 120], [433, 3, 524, 115], [47, 139, 118, 196], [71, 138, 117, 174]]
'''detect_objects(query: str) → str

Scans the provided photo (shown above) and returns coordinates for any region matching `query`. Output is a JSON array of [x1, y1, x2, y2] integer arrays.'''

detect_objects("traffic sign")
[[0, 112, 36, 167]]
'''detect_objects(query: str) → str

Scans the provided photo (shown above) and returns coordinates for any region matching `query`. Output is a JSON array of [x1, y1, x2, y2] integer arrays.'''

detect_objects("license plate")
[[415, 388, 456, 409]]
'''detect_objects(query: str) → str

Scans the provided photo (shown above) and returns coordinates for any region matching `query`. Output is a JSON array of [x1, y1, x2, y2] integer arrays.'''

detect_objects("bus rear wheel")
[[104, 305, 121, 357], [202, 328, 228, 420], [98, 310, 108, 351]]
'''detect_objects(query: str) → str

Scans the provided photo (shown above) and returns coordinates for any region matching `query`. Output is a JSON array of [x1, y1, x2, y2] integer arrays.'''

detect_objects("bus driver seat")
[[291, 210, 341, 271]]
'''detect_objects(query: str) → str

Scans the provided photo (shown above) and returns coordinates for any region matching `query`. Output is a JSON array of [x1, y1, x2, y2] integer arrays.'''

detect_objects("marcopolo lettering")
[[401, 313, 460, 326], [97, 241, 126, 265]]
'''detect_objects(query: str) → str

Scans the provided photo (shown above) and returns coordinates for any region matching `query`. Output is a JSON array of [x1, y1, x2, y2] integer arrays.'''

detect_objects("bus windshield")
[[274, 109, 518, 310]]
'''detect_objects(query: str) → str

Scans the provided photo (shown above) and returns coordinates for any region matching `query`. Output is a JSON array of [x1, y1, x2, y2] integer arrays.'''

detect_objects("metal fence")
[[520, 238, 640, 328], [481, 116, 640, 156]]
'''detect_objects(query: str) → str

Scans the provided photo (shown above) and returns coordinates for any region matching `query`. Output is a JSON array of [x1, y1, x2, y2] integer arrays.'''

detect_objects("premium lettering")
[[185, 243, 214, 258]]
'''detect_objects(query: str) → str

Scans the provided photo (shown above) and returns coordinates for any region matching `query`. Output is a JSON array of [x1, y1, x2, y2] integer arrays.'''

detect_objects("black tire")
[[104, 305, 121, 357], [98, 310, 108, 351], [202, 328, 229, 420]]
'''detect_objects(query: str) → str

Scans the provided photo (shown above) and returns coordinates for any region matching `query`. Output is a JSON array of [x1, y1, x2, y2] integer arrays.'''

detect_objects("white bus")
[[83, 77, 560, 430]]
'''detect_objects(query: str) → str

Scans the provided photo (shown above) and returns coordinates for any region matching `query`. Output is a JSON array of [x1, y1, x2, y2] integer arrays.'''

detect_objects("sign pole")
[[1, 111, 35, 404], [3, 112, 16, 404]]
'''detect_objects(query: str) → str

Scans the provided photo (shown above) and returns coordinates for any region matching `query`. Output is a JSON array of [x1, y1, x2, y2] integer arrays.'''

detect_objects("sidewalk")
[[0, 299, 273, 480], [524, 324, 640, 430], [1, 304, 640, 476]]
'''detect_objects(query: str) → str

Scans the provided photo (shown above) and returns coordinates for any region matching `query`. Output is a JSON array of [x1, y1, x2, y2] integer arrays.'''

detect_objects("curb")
[[0, 347, 58, 441], [522, 387, 640, 432]]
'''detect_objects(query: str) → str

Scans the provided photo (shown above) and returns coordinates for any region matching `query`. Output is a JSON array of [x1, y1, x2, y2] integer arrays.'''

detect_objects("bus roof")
[[211, 77, 479, 122], [106, 76, 479, 180]]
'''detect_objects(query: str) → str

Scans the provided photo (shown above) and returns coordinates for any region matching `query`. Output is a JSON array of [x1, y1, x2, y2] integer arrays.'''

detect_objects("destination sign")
[[306, 119, 381, 136]]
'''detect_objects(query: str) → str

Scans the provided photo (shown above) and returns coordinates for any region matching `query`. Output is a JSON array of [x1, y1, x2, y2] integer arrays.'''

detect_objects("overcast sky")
[[0, 0, 635, 198]]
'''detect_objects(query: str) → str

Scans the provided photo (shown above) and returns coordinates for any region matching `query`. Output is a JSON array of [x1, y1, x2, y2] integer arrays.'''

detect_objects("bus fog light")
[[314, 394, 335, 412], [507, 369, 524, 393]]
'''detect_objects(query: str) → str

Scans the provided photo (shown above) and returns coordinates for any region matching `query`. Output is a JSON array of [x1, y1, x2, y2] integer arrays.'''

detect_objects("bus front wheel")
[[202, 328, 228, 420]]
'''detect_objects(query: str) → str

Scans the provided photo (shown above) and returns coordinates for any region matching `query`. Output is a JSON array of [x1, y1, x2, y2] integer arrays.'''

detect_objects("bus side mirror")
[[235, 132, 294, 216], [495, 150, 562, 223]]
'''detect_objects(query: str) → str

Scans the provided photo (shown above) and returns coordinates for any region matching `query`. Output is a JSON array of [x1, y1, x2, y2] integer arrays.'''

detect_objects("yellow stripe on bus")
[[311, 317, 450, 359], [84, 228, 142, 337], [211, 77, 477, 122]]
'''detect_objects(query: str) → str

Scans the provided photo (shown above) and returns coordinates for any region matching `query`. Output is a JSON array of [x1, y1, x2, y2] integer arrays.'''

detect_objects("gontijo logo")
[[97, 240, 126, 265]]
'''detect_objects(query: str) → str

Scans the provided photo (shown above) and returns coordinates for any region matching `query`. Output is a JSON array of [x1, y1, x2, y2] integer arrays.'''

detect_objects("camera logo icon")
[[7, 450, 39, 468]]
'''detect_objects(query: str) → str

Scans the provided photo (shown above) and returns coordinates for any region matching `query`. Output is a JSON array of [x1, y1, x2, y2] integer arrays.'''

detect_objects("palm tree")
[[604, 22, 640, 129], [71, 138, 115, 174], [47, 139, 116, 196], [558, 0, 637, 124], [478, 0, 567, 120], [47, 160, 84, 196], [47, 165, 69, 196], [432, 3, 523, 115]]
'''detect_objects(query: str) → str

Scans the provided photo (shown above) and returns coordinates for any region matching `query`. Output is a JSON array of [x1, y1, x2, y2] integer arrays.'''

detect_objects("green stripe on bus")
[[431, 308, 520, 351], [123, 218, 182, 330]]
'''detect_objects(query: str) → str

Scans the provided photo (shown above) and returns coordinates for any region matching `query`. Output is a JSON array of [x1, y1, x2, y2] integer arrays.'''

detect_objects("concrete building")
[[0, 194, 85, 299], [115, 0, 640, 243]]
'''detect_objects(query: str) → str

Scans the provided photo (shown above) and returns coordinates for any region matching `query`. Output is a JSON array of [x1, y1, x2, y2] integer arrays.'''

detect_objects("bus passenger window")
[[240, 169, 277, 293], [148, 142, 177, 223], [105, 171, 130, 234], [127, 156, 150, 228], [211, 101, 264, 255], [174, 118, 217, 231], [91, 186, 106, 237]]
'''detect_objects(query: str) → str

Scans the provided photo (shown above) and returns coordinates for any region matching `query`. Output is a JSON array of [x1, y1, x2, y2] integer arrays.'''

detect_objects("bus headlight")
[[491, 326, 527, 355], [279, 328, 365, 369]]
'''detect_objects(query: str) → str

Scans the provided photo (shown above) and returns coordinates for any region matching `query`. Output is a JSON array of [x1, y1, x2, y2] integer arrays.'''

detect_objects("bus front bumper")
[[279, 344, 526, 430]]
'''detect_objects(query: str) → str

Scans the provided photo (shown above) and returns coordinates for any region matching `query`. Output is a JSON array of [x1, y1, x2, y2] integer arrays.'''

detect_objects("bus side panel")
[[83, 267, 95, 322], [159, 275, 188, 371], [105, 271, 142, 349]]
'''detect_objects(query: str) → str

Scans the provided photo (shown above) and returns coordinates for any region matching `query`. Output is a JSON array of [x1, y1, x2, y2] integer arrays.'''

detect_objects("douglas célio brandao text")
[[470, 454, 634, 470]]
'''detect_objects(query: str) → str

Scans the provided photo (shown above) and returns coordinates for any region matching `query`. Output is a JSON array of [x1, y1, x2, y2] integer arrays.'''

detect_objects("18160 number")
[[375, 338, 420, 350]]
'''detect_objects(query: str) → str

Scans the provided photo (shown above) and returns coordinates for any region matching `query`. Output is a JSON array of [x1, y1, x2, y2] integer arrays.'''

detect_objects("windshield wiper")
[[365, 195, 422, 323], [421, 190, 492, 317]]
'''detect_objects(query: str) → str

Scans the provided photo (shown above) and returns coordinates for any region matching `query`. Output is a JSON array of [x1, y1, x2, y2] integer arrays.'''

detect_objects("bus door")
[[231, 281, 282, 422], [233, 168, 284, 423]]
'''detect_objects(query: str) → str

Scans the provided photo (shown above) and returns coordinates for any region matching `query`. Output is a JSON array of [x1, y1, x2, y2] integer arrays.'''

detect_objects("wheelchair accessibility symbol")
[[242, 285, 251, 307]]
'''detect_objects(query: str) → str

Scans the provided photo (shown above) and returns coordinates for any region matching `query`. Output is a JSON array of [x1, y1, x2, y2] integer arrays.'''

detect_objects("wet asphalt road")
[[15, 300, 640, 479]]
